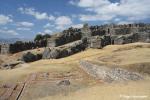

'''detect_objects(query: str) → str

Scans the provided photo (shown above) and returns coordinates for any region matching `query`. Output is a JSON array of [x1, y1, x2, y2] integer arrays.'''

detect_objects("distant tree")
[[34, 34, 51, 42], [34, 34, 51, 47], [15, 41, 23, 44], [43, 34, 51, 40], [34, 34, 43, 42]]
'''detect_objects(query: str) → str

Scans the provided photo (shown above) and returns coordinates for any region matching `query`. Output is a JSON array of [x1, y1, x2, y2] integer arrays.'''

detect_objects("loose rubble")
[[79, 60, 143, 82]]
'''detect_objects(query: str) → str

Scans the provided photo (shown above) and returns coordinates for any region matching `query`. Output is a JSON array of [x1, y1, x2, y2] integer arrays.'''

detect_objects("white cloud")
[[78, 0, 110, 8], [117, 21, 134, 25], [17, 27, 31, 31], [114, 18, 121, 22], [79, 14, 114, 21], [69, 0, 77, 5], [2, 27, 8, 30], [37, 29, 53, 35], [70, 0, 150, 22], [55, 16, 72, 30], [18, 7, 55, 20], [0, 29, 19, 36], [44, 29, 52, 33], [43, 23, 55, 28], [71, 24, 83, 28], [55, 16, 72, 26], [0, 14, 13, 25], [17, 21, 34, 27], [37, 32, 44, 35]]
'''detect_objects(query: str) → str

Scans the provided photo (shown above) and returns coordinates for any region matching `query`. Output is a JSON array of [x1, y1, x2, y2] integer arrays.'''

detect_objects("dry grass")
[[0, 42, 150, 100], [37, 79, 150, 100], [0, 59, 4, 65], [0, 42, 150, 83], [0, 63, 76, 83], [94, 43, 150, 74], [97, 48, 150, 65], [0, 47, 44, 65]]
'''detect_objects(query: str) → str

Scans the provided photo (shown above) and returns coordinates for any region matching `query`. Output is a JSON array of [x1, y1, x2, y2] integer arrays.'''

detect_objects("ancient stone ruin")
[[44, 23, 150, 59], [1, 44, 10, 54], [1, 23, 150, 60], [0, 40, 47, 54], [79, 60, 143, 82], [42, 40, 87, 59]]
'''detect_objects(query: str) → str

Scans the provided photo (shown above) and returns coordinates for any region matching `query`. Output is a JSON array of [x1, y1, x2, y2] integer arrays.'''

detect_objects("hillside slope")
[[0, 42, 150, 82], [0, 42, 150, 100]]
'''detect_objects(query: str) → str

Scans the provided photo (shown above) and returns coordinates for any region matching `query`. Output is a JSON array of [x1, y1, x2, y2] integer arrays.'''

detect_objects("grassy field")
[[38, 80, 150, 100], [0, 42, 150, 100], [0, 42, 150, 82]]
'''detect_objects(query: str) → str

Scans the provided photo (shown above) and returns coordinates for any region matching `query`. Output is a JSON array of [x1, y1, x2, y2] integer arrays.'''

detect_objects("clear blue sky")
[[0, 0, 150, 39]]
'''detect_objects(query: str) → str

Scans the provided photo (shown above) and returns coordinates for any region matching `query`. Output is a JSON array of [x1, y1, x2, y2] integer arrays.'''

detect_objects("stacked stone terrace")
[[0, 23, 150, 56], [44, 23, 150, 59], [47, 23, 150, 47], [0, 40, 47, 54]]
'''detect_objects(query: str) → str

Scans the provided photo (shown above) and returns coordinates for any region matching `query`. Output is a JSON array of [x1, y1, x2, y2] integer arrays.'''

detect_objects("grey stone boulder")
[[89, 36, 102, 49], [42, 48, 61, 59], [42, 48, 51, 59], [49, 48, 61, 59]]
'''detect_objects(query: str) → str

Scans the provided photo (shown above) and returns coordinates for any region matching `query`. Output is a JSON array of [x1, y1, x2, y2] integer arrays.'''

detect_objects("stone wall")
[[103, 24, 149, 35], [1, 23, 150, 56], [89, 36, 102, 49], [88, 35, 112, 49], [42, 23, 150, 59], [47, 28, 82, 47], [90, 23, 150, 36], [1, 44, 10, 54], [113, 32, 150, 44], [90, 26, 106, 36], [43, 39, 87, 59], [47, 37, 57, 47], [0, 40, 47, 54], [81, 23, 92, 38], [79, 60, 143, 82], [137, 32, 150, 42], [46, 23, 150, 47]]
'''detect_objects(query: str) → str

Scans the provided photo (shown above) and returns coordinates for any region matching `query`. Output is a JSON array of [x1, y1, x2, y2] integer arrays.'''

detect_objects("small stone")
[[57, 80, 70, 86]]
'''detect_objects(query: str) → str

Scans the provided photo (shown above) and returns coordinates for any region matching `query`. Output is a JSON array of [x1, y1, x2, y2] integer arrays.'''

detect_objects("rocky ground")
[[80, 60, 143, 82], [0, 42, 150, 100]]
